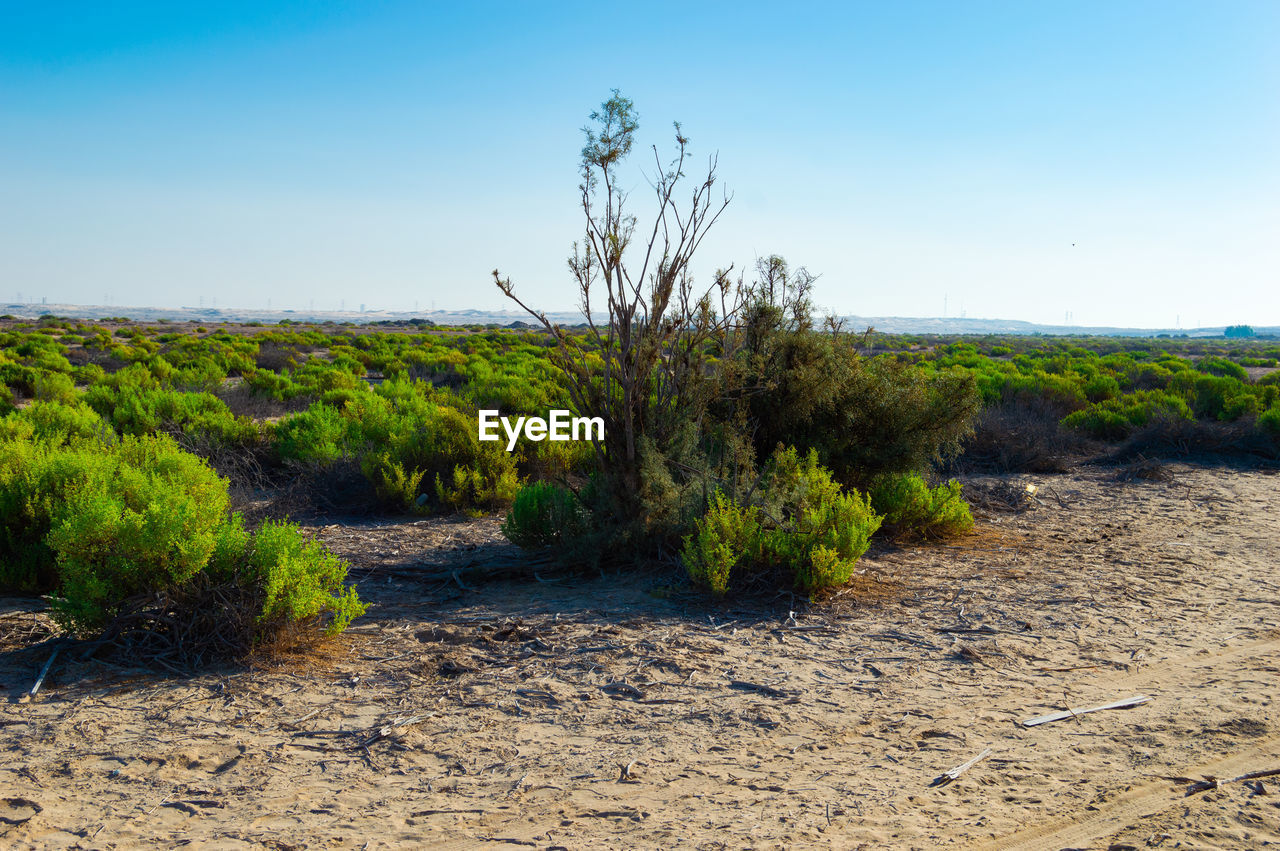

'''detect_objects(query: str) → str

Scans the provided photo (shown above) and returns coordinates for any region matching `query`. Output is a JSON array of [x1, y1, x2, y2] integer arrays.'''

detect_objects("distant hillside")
[[4, 302, 1277, 338], [835, 315, 1280, 338]]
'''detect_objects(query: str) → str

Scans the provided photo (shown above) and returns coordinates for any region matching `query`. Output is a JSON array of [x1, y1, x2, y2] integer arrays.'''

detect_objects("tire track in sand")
[[977, 636, 1280, 851], [975, 735, 1280, 851]]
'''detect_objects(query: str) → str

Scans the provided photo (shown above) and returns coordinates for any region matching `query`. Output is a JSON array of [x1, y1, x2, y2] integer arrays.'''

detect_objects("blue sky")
[[2, 1, 1277, 327]]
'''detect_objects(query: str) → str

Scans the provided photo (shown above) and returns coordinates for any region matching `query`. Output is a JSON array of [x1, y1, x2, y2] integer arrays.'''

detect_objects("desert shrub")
[[434, 459, 520, 513], [360, 453, 428, 513], [273, 389, 519, 513], [255, 341, 300, 372], [273, 402, 350, 465], [734, 322, 980, 490], [1, 400, 109, 446], [520, 436, 596, 482], [34, 371, 78, 404], [85, 384, 260, 449], [502, 481, 590, 549], [212, 517, 366, 637], [683, 448, 882, 596], [1259, 403, 1280, 440], [1169, 374, 1241, 420], [1082, 373, 1121, 403], [0, 360, 40, 397], [244, 367, 307, 401], [493, 95, 975, 575], [1222, 393, 1261, 421], [0, 434, 227, 595], [1195, 356, 1248, 381], [0, 430, 364, 652], [1062, 391, 1192, 440], [47, 446, 230, 631], [869, 472, 973, 541], [680, 491, 760, 596]]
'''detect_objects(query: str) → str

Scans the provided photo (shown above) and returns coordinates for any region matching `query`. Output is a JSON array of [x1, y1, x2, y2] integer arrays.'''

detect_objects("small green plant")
[[502, 481, 588, 548], [225, 517, 367, 636], [361, 452, 428, 513], [1259, 402, 1280, 440], [1194, 356, 1248, 382], [1062, 391, 1192, 440], [681, 491, 760, 596], [869, 472, 973, 541], [757, 448, 882, 593], [682, 448, 882, 596], [34, 372, 78, 404]]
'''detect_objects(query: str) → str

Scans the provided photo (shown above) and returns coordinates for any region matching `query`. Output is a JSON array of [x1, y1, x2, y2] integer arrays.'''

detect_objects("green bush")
[[680, 491, 760, 596], [1062, 391, 1193, 440], [502, 481, 590, 549], [0, 434, 228, 597], [212, 517, 366, 637], [0, 430, 364, 650], [683, 448, 882, 596], [85, 384, 259, 449], [738, 336, 981, 490], [34, 372, 78, 404], [1195, 356, 1248, 381], [0, 401, 108, 446], [757, 447, 882, 593], [869, 472, 973, 541], [274, 389, 520, 513], [1259, 403, 1280, 439]]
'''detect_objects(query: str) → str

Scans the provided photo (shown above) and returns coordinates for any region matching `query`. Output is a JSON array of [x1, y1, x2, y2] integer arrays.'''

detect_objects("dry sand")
[[1, 464, 1278, 849]]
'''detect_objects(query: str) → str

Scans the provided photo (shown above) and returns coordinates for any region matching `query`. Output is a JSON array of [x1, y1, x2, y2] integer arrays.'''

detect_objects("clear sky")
[[2, 1, 1277, 328]]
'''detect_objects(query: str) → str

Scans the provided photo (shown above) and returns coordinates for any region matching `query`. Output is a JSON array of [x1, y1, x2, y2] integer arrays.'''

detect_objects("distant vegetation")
[[2, 93, 1278, 663], [1, 306, 1278, 653]]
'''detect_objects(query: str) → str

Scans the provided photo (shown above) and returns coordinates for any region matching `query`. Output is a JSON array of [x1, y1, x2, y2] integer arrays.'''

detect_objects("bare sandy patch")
[[1, 465, 1278, 849]]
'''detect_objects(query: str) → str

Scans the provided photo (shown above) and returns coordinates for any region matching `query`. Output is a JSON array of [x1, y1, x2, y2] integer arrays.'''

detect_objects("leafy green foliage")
[[1062, 391, 1193, 440], [501, 481, 590, 549], [680, 491, 760, 596], [1194, 356, 1248, 382], [869, 473, 973, 541], [1259, 402, 1280, 440], [682, 448, 882, 596], [215, 517, 366, 636], [0, 426, 363, 649], [728, 288, 980, 490]]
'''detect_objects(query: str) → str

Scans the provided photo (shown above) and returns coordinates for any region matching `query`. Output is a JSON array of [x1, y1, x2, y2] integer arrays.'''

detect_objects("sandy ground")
[[1, 464, 1278, 850]]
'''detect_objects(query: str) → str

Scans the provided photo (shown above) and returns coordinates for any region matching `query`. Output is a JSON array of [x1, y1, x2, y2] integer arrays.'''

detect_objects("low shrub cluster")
[[0, 427, 364, 661], [681, 448, 882, 596], [271, 379, 520, 514], [869, 472, 973, 541]]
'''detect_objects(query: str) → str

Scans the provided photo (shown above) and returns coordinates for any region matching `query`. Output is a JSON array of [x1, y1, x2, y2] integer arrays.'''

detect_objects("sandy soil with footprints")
[[1, 463, 1278, 849]]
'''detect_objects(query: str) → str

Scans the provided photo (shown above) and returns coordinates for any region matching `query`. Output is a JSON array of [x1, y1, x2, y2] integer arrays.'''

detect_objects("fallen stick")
[[1187, 767, 1280, 795], [20, 642, 63, 703], [931, 747, 992, 787], [1021, 694, 1151, 727]]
